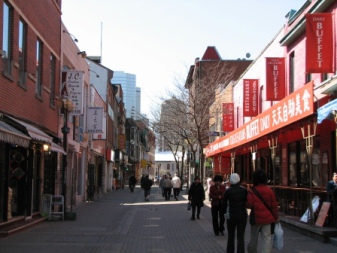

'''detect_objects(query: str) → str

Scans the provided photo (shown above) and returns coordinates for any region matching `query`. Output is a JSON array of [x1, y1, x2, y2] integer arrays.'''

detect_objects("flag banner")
[[222, 103, 234, 132], [266, 58, 285, 101], [206, 81, 314, 157], [61, 70, 84, 115], [306, 13, 334, 73], [243, 79, 259, 117]]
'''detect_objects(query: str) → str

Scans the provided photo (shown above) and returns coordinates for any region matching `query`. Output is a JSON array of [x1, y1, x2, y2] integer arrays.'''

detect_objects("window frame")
[[18, 19, 27, 87], [2, 1, 13, 76]]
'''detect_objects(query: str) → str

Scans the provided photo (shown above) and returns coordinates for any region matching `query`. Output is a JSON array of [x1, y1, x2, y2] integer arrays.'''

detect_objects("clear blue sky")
[[62, 0, 305, 115]]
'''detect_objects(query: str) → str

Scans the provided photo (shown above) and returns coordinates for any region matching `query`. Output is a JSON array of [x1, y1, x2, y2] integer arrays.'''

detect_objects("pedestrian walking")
[[246, 169, 279, 253], [171, 173, 182, 200], [159, 175, 165, 197], [223, 173, 248, 253], [209, 174, 226, 236], [163, 175, 172, 201], [205, 174, 213, 201], [128, 174, 137, 192], [188, 176, 205, 220], [141, 174, 153, 202]]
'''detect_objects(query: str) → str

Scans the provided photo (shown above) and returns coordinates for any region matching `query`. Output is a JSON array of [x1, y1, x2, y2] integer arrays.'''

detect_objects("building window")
[[18, 19, 27, 86], [259, 85, 263, 114], [50, 54, 56, 105], [236, 106, 239, 128], [321, 73, 329, 82], [289, 52, 295, 93], [2, 1, 12, 75], [36, 39, 43, 97], [305, 73, 312, 83]]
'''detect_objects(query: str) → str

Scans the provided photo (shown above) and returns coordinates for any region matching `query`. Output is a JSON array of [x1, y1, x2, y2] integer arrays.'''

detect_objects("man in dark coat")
[[223, 173, 247, 253], [209, 175, 226, 236], [128, 174, 137, 192], [188, 176, 205, 220], [142, 175, 153, 202]]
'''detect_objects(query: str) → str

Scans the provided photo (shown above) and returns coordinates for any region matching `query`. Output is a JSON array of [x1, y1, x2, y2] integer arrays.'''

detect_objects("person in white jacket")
[[171, 173, 182, 201]]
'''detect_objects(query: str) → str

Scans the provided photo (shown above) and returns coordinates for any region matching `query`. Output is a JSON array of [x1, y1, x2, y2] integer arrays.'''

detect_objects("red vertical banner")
[[306, 13, 334, 73], [266, 57, 285, 101], [243, 79, 259, 117], [222, 103, 234, 132]]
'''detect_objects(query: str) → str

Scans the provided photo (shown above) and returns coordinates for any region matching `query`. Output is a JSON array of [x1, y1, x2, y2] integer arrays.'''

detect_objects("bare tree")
[[152, 57, 252, 185]]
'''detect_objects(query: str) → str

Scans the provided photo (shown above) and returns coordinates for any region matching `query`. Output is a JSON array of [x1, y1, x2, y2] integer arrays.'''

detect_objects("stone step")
[[0, 215, 47, 237]]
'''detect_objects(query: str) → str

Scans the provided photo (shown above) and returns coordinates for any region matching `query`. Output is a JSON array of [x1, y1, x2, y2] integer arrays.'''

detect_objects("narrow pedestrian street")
[[0, 185, 336, 253]]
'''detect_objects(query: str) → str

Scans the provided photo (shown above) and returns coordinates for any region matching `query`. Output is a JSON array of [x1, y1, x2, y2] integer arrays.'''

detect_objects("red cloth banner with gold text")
[[266, 58, 285, 101], [222, 103, 234, 132], [243, 79, 259, 117], [306, 13, 334, 73]]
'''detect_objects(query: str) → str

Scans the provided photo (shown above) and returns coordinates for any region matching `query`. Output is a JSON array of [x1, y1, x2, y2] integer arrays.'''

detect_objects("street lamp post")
[[61, 97, 72, 217]]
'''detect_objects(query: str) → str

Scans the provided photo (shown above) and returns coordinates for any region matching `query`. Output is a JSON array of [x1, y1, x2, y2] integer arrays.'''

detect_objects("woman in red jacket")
[[246, 170, 279, 253]]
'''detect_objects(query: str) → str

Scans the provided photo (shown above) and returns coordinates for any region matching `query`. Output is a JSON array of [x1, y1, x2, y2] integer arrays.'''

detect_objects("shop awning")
[[8, 116, 53, 144], [50, 142, 66, 155], [317, 99, 337, 124], [0, 120, 31, 148], [205, 81, 314, 157]]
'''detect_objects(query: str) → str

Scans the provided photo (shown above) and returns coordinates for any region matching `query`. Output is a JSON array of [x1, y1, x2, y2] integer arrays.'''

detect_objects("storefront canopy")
[[205, 81, 314, 157], [317, 98, 337, 124], [8, 116, 53, 144], [0, 120, 31, 148]]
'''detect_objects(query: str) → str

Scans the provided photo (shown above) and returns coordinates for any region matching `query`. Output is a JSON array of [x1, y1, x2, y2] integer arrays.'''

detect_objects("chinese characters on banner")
[[266, 58, 285, 101], [243, 79, 259, 117], [306, 13, 334, 73], [222, 103, 234, 132], [205, 81, 314, 157], [87, 107, 103, 133], [61, 70, 84, 115]]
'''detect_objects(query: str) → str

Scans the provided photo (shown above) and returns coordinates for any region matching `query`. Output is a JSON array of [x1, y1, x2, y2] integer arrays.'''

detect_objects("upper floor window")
[[289, 52, 295, 94], [305, 73, 312, 83], [36, 39, 43, 97], [322, 73, 329, 82], [2, 2, 12, 74], [50, 54, 56, 105], [18, 19, 27, 86]]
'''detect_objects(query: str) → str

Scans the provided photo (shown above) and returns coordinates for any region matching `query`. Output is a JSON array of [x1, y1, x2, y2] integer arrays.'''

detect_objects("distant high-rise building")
[[135, 87, 141, 120], [112, 71, 141, 118]]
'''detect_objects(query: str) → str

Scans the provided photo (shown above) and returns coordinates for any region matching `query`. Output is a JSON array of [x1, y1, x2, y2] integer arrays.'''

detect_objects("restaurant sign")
[[205, 81, 314, 157]]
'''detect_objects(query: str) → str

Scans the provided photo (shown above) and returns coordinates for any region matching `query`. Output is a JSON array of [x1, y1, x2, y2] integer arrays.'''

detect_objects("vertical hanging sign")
[[222, 103, 234, 132], [61, 70, 84, 115], [306, 13, 334, 73], [87, 107, 103, 133], [243, 79, 259, 117], [266, 57, 285, 101]]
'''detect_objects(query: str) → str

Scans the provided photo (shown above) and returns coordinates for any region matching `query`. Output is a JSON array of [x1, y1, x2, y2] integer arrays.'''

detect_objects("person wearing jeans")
[[223, 173, 248, 253], [246, 170, 279, 253]]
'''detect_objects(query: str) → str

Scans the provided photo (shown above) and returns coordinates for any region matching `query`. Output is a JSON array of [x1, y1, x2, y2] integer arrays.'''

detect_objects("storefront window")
[[288, 142, 297, 186]]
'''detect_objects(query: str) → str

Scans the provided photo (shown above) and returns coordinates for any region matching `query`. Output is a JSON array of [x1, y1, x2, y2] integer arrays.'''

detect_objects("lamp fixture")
[[77, 51, 87, 58], [63, 29, 78, 42], [43, 143, 50, 152], [88, 69, 100, 78]]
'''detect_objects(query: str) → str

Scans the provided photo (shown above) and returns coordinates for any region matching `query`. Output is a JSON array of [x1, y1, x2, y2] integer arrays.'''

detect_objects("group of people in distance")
[[159, 173, 182, 201], [188, 170, 279, 253]]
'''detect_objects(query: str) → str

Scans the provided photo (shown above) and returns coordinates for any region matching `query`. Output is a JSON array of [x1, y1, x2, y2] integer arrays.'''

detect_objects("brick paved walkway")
[[0, 185, 336, 252]]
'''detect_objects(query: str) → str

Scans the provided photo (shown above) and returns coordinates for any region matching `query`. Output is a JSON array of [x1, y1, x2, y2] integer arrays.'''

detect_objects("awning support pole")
[[231, 151, 236, 174], [250, 142, 258, 171], [301, 121, 317, 226], [268, 134, 278, 192]]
